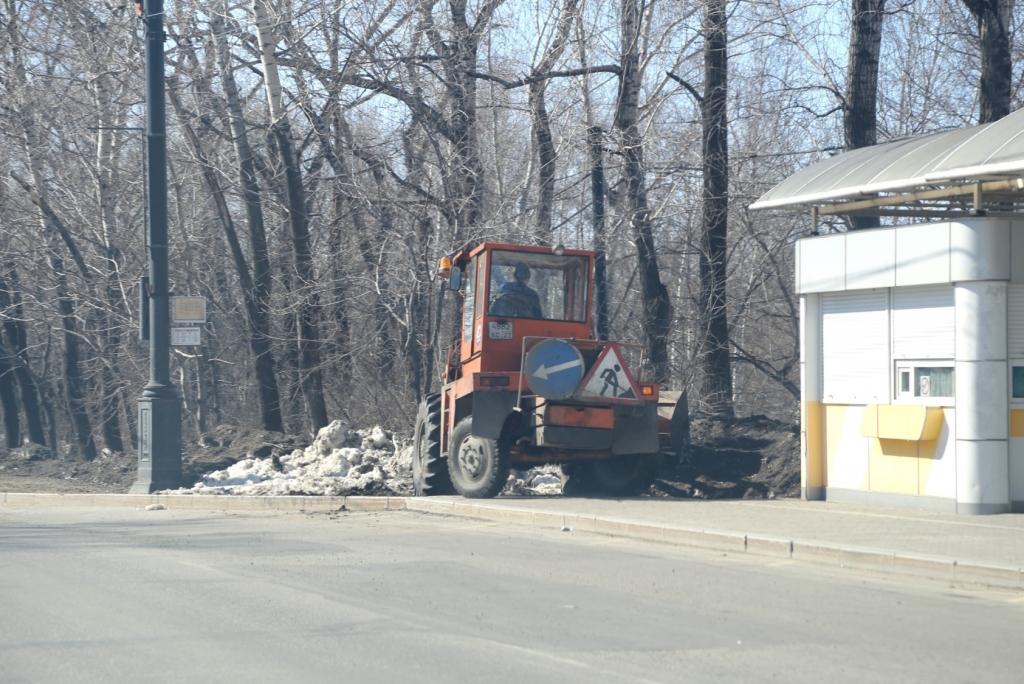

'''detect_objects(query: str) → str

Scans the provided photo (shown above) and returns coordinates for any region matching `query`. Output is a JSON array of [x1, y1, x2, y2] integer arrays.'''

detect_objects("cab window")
[[487, 251, 588, 322], [462, 258, 476, 343]]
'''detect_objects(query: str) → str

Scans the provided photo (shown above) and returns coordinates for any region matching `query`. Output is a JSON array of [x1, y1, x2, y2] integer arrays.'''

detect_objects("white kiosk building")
[[751, 109, 1024, 514]]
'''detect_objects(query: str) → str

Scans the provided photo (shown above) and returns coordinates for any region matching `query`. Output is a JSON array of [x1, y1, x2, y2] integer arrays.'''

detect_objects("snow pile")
[[168, 418, 570, 497], [502, 467, 563, 496], [172, 421, 412, 496]]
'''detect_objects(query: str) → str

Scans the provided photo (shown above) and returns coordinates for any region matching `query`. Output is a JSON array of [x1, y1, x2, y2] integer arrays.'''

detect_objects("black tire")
[[447, 417, 511, 499], [575, 453, 662, 497], [559, 462, 597, 496], [412, 394, 454, 496]]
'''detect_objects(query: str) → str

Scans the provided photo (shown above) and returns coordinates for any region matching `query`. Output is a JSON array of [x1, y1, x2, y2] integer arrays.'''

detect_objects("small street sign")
[[171, 327, 201, 346], [171, 296, 206, 324]]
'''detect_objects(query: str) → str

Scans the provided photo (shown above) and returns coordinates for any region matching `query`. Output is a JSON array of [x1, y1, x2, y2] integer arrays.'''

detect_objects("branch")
[[666, 71, 702, 104], [730, 339, 800, 399], [10, 171, 93, 285], [467, 64, 621, 90]]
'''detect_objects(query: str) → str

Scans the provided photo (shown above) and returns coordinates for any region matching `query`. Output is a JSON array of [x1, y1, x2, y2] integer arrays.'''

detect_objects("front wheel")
[[447, 417, 511, 498], [412, 394, 454, 496]]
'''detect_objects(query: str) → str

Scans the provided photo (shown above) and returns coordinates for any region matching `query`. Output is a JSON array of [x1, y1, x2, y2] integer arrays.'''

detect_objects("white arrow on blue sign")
[[524, 339, 585, 400]]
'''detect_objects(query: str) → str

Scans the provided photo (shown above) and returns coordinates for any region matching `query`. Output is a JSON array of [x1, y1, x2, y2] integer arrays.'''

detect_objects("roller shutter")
[[1009, 285, 1024, 359], [892, 285, 955, 360], [821, 290, 889, 404]]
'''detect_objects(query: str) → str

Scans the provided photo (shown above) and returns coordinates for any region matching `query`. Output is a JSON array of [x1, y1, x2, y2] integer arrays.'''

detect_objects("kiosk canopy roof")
[[750, 108, 1024, 211]]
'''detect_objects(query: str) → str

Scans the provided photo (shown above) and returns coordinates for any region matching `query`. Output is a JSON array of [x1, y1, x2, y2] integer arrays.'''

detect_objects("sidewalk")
[[4, 491, 1023, 589]]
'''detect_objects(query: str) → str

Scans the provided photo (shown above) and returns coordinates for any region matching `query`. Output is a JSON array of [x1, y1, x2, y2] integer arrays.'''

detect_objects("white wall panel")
[[846, 229, 895, 289], [892, 285, 954, 359], [950, 220, 1010, 281], [922, 410, 957, 499], [955, 440, 1010, 506], [896, 223, 950, 286], [955, 282, 1007, 361], [1009, 438, 1024, 504], [799, 234, 846, 293], [822, 290, 889, 403]]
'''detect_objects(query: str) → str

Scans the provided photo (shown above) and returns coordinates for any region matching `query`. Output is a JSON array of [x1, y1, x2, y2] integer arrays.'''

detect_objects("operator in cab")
[[489, 262, 543, 318]]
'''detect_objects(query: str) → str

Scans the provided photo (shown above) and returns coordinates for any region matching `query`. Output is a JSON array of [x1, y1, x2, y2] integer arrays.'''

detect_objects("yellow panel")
[[860, 404, 878, 439], [920, 408, 944, 441], [824, 405, 848, 485], [804, 401, 824, 488], [869, 438, 919, 495], [1010, 409, 1024, 438], [859, 405, 944, 441]]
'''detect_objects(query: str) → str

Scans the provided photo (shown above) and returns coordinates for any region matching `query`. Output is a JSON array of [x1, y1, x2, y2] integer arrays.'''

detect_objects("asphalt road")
[[1, 507, 1022, 683]]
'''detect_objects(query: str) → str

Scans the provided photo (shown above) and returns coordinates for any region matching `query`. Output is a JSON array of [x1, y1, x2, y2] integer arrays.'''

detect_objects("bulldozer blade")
[[669, 389, 690, 457]]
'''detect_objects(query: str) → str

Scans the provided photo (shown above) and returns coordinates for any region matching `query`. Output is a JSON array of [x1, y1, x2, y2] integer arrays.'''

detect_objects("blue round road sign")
[[524, 339, 585, 400]]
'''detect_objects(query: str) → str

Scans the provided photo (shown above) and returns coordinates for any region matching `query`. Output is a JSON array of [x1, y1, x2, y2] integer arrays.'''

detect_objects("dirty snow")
[[168, 421, 410, 496], [166, 419, 564, 497]]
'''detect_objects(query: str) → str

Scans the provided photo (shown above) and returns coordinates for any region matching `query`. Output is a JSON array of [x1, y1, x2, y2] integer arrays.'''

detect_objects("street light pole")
[[131, 0, 182, 493]]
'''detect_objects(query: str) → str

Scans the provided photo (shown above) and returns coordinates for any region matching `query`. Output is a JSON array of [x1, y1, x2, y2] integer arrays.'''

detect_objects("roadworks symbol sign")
[[577, 344, 641, 403]]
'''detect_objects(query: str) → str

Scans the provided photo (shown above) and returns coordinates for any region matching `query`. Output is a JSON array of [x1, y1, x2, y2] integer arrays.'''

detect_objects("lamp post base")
[[130, 396, 183, 494]]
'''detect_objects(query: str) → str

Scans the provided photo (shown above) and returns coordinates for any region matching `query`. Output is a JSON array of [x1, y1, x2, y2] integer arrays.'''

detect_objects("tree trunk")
[[94, 72, 126, 452], [615, 0, 672, 383], [961, 0, 1013, 124], [0, 333, 20, 448], [6, 0, 95, 449], [527, 0, 578, 244], [168, 86, 285, 433], [844, 0, 884, 230], [54, 253, 97, 460], [697, 0, 734, 416], [0, 266, 45, 445], [529, 81, 556, 244], [587, 126, 610, 341], [254, 0, 329, 433], [209, 11, 284, 432]]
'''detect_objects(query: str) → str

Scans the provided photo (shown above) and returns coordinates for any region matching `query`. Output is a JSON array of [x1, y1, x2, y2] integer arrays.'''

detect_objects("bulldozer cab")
[[449, 243, 593, 375]]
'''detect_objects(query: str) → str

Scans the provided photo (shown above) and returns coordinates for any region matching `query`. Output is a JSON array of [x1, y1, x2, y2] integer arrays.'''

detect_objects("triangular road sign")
[[576, 343, 641, 403]]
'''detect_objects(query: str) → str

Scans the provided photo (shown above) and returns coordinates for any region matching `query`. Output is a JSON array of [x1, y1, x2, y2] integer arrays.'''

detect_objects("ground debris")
[[651, 414, 799, 500]]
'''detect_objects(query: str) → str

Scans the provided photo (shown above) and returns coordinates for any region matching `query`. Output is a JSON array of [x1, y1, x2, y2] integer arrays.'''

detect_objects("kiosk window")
[[896, 362, 954, 400], [1013, 366, 1024, 400]]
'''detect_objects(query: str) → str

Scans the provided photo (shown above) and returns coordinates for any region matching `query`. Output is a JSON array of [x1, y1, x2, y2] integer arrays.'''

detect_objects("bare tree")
[[960, 0, 1014, 123]]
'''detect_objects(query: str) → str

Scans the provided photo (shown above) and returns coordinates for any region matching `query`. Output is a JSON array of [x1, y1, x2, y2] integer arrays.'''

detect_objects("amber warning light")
[[438, 256, 452, 278]]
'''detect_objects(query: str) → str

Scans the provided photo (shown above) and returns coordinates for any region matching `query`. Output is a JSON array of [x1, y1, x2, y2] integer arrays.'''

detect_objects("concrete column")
[[954, 281, 1011, 514], [801, 294, 825, 500]]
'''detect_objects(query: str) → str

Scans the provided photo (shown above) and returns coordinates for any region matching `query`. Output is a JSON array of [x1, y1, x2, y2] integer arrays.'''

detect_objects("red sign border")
[[574, 342, 642, 404]]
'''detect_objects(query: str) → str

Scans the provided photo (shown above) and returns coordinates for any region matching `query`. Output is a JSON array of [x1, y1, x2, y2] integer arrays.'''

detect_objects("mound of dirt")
[[0, 414, 800, 501], [0, 444, 138, 493], [651, 414, 800, 500]]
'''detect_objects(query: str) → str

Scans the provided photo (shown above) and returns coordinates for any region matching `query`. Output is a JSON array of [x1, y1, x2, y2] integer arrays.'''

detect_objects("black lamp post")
[[131, 0, 182, 493]]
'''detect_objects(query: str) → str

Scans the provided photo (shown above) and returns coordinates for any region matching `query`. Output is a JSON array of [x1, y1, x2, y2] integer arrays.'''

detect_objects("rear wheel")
[[565, 454, 662, 497], [447, 417, 511, 498], [412, 394, 454, 496]]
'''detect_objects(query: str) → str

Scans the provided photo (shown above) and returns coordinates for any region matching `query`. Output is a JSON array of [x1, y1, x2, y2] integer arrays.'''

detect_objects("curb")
[[403, 498, 1024, 590], [5, 492, 1022, 590], [1, 492, 404, 512]]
